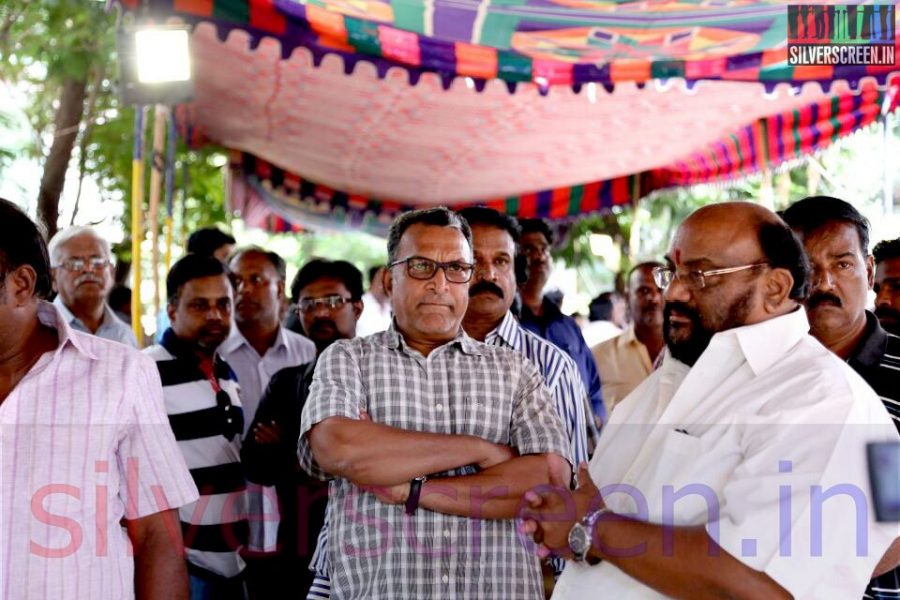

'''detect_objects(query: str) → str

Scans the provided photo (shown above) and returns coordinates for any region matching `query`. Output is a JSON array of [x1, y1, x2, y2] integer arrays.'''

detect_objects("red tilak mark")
[[674, 248, 682, 266]]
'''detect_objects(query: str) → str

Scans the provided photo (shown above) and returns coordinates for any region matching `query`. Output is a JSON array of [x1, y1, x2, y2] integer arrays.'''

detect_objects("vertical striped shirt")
[[849, 312, 900, 600], [145, 329, 249, 579], [1, 302, 198, 600], [299, 326, 570, 599]]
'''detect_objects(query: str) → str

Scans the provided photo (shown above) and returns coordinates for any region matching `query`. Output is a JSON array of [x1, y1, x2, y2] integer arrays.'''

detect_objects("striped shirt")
[[1, 302, 198, 600], [145, 329, 249, 579], [299, 326, 571, 599], [850, 312, 900, 600]]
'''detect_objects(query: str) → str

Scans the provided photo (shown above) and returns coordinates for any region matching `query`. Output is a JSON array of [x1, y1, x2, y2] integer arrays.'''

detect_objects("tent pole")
[[148, 105, 167, 325], [164, 110, 177, 273], [130, 105, 146, 346]]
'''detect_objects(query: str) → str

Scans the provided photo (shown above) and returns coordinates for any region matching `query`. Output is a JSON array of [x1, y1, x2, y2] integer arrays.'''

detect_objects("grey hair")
[[47, 226, 112, 267], [386, 207, 473, 263]]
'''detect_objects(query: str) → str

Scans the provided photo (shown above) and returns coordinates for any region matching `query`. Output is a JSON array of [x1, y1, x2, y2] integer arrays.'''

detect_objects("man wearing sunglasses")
[[522, 202, 898, 599], [299, 207, 571, 600], [145, 254, 250, 600], [48, 226, 137, 347], [242, 258, 364, 597]]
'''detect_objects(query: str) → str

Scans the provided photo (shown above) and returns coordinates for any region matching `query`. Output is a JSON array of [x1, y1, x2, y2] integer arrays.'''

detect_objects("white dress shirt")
[[218, 325, 315, 553], [218, 326, 315, 433], [355, 292, 391, 337], [553, 308, 900, 600]]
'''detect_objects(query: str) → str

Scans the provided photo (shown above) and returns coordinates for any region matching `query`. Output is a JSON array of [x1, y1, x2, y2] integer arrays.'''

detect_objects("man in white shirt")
[[356, 265, 392, 336], [522, 202, 900, 599], [218, 247, 315, 594]]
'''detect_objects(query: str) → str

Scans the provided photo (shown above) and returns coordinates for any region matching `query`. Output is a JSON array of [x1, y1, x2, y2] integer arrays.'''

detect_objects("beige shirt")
[[591, 324, 653, 415]]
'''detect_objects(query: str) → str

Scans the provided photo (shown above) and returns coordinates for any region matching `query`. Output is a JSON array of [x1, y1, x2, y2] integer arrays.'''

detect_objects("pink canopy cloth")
[[120, 0, 899, 232]]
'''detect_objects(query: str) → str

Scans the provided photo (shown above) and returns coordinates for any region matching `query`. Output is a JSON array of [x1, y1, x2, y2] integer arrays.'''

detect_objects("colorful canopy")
[[122, 0, 899, 232]]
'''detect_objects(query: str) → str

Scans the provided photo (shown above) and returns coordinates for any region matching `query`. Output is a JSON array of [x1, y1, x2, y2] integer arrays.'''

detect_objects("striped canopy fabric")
[[121, 0, 899, 231]]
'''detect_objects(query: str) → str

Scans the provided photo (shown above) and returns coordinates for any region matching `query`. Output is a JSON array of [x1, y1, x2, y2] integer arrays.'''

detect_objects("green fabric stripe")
[[828, 96, 841, 142], [730, 134, 744, 167], [650, 60, 684, 79], [477, 0, 528, 48], [497, 52, 532, 82], [214, 0, 249, 23], [505, 196, 520, 215], [392, 0, 426, 34], [759, 64, 793, 81], [568, 185, 584, 215], [792, 109, 802, 155], [346, 18, 382, 55]]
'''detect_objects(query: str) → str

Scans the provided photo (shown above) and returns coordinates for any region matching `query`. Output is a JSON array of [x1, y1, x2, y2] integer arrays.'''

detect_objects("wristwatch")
[[567, 507, 612, 562]]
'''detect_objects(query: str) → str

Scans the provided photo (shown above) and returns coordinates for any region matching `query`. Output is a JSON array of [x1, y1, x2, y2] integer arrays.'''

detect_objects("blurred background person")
[[581, 291, 626, 347], [874, 237, 900, 336], [356, 265, 391, 336]]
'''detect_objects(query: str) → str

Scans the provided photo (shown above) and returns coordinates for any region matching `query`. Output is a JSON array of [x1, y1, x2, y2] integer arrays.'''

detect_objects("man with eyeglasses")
[[48, 226, 137, 347], [782, 196, 900, 600], [243, 258, 364, 597], [299, 207, 571, 600], [145, 254, 250, 600], [521, 202, 898, 599], [219, 247, 316, 597]]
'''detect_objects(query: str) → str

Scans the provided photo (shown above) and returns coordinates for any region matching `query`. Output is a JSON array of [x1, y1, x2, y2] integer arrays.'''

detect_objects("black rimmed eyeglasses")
[[389, 256, 475, 284]]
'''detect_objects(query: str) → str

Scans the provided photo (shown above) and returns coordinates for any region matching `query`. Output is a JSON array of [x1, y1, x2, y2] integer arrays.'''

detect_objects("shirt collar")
[[383, 320, 485, 356], [219, 325, 289, 357], [39, 300, 98, 360], [485, 311, 522, 349], [728, 306, 810, 376], [620, 323, 639, 346], [51, 295, 121, 333], [848, 311, 889, 370]]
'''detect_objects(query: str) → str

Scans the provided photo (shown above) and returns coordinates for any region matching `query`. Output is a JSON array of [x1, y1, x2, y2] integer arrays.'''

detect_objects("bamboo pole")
[[148, 105, 167, 320]]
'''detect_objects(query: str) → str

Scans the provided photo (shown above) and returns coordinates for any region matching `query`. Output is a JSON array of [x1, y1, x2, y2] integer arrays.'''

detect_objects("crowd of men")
[[1, 194, 899, 600]]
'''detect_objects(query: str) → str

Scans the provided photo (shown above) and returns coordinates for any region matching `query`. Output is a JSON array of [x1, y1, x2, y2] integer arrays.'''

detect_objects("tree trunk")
[[37, 76, 87, 240]]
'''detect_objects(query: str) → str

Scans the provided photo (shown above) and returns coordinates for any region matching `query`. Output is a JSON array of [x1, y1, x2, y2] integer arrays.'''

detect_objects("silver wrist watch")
[[567, 507, 612, 562]]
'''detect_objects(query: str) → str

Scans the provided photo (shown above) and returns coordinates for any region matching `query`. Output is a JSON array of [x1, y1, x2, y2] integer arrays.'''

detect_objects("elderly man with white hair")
[[48, 226, 137, 347]]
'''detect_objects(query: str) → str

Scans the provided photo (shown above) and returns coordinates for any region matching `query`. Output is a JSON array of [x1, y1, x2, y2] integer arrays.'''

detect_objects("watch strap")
[[405, 476, 427, 515]]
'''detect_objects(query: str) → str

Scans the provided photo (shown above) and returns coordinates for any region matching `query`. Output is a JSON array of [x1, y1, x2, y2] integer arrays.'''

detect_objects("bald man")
[[523, 202, 899, 599]]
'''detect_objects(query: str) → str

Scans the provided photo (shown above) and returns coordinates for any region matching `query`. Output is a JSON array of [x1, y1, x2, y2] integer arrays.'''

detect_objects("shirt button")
[[441, 574, 449, 584], [226, 418, 233, 424], [224, 405, 231, 411], [436, 404, 443, 411], [443, 529, 451, 538]]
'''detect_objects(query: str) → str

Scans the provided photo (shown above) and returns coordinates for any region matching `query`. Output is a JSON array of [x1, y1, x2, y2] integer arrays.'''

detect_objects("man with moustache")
[[522, 202, 899, 599], [874, 237, 900, 336], [48, 226, 137, 346], [518, 218, 605, 424], [782, 197, 900, 599], [243, 258, 364, 597], [299, 207, 571, 599], [146, 254, 249, 599], [219, 247, 316, 596], [591, 262, 665, 414]]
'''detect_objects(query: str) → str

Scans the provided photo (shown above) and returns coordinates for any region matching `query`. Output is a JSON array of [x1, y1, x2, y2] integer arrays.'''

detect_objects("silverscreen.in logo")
[[787, 4, 896, 66]]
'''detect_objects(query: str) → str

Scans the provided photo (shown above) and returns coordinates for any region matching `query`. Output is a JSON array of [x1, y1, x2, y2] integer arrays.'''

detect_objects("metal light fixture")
[[118, 24, 194, 105]]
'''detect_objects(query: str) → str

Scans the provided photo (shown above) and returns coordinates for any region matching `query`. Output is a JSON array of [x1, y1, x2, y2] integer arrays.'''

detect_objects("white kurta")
[[553, 308, 900, 600]]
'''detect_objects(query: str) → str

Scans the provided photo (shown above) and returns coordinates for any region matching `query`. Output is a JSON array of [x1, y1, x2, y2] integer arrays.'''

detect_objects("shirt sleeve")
[[550, 356, 595, 466], [708, 387, 899, 598], [509, 357, 573, 467], [117, 352, 199, 519], [298, 341, 366, 481]]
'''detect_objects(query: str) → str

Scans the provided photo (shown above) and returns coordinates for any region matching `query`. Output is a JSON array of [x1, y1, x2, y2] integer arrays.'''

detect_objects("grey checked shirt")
[[299, 326, 571, 600]]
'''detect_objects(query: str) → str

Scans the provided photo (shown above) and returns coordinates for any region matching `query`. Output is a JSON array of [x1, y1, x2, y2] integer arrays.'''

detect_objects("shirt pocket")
[[644, 429, 713, 524], [455, 382, 511, 445]]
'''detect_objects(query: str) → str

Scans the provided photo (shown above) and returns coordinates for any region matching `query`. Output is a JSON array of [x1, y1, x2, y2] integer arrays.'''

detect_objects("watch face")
[[568, 523, 590, 556]]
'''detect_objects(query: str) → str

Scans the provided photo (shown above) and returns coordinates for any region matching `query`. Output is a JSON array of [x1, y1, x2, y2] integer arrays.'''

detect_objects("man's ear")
[[276, 279, 286, 299], [384, 267, 393, 297], [352, 299, 364, 319], [8, 265, 38, 306], [866, 254, 875, 290], [764, 267, 794, 313], [50, 267, 59, 294], [167, 301, 177, 324]]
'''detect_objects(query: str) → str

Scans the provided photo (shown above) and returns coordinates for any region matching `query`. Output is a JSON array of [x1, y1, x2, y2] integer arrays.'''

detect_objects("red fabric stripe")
[[519, 193, 538, 218], [174, 0, 213, 17], [550, 188, 570, 218], [580, 182, 601, 213], [782, 110, 796, 160], [249, 0, 287, 34], [610, 176, 630, 205]]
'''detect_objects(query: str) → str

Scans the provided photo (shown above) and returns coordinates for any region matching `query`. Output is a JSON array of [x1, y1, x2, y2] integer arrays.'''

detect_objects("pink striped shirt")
[[0, 302, 198, 599]]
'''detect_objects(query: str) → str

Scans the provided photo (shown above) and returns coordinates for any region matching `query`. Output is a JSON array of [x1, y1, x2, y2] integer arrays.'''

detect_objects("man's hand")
[[252, 421, 282, 445], [520, 463, 604, 559]]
